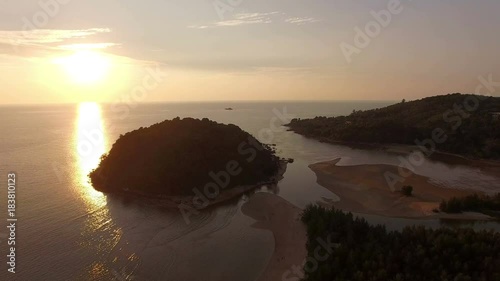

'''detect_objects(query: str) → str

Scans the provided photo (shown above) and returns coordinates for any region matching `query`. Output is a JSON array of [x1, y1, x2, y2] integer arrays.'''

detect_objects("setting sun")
[[54, 50, 111, 85]]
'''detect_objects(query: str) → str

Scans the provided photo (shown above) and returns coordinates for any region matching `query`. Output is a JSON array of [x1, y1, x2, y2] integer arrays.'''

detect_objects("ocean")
[[1, 101, 499, 280]]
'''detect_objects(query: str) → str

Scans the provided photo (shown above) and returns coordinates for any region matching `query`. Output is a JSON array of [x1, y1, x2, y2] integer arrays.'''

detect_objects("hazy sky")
[[0, 0, 499, 104]]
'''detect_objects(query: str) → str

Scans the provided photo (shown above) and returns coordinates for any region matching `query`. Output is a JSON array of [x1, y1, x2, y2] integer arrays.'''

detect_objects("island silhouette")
[[89, 117, 285, 203]]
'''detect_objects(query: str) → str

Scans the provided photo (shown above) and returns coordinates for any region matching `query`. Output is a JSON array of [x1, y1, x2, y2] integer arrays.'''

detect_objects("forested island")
[[89, 118, 284, 200], [287, 94, 500, 159], [301, 205, 500, 281]]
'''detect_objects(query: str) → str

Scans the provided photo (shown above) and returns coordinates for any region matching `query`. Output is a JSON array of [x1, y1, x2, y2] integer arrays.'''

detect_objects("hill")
[[287, 94, 500, 159], [89, 118, 283, 197]]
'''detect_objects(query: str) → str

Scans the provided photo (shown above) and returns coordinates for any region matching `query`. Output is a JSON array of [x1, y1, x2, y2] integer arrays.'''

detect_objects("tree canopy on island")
[[287, 94, 500, 159], [89, 118, 281, 196], [301, 205, 500, 281]]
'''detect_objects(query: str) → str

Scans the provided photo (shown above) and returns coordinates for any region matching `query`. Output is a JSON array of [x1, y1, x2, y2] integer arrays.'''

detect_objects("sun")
[[54, 50, 111, 85]]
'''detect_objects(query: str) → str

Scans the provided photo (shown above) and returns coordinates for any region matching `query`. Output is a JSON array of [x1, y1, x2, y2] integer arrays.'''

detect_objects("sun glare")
[[75, 102, 107, 206], [54, 50, 111, 85]]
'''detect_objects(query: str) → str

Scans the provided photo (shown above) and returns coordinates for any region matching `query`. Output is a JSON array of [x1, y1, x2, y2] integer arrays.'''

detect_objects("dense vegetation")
[[301, 205, 500, 281], [287, 94, 500, 159], [89, 118, 281, 196], [440, 193, 500, 214]]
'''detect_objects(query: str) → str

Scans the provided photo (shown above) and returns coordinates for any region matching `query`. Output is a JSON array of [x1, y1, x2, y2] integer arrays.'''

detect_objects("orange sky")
[[0, 0, 499, 104]]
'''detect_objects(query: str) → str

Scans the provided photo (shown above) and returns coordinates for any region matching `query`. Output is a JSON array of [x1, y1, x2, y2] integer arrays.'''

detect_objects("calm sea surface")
[[1, 101, 499, 280]]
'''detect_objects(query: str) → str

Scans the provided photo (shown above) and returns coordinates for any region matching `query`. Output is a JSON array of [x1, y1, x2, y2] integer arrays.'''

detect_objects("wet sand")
[[242, 193, 307, 281], [309, 158, 494, 220]]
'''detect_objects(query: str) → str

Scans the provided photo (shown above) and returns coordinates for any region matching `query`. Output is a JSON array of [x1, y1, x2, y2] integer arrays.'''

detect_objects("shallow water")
[[0, 101, 499, 280]]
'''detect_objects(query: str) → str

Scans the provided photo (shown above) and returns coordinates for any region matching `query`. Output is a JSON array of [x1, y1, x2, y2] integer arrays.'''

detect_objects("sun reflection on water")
[[74, 102, 121, 257], [74, 103, 140, 279], [75, 102, 108, 208]]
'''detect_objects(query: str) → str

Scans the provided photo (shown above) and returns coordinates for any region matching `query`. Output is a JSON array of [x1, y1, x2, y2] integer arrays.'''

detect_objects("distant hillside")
[[287, 94, 500, 159]]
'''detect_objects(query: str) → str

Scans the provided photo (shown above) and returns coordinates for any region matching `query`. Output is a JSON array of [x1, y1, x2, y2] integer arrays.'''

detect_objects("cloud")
[[58, 43, 120, 50], [0, 28, 117, 58], [0, 28, 111, 46], [188, 12, 320, 29], [284, 17, 320, 25], [0, 27, 159, 80], [233, 12, 280, 20], [187, 25, 210, 29], [188, 12, 280, 29]]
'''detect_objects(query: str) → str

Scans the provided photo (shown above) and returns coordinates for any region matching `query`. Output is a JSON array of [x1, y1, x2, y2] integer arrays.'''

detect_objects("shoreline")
[[102, 160, 289, 210], [309, 158, 496, 220], [241, 193, 307, 281], [285, 128, 500, 171], [384, 143, 500, 173]]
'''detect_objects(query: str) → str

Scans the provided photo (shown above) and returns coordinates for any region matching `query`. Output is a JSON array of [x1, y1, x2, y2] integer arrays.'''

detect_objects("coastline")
[[241, 193, 307, 281], [309, 158, 495, 220], [384, 143, 500, 174], [104, 160, 289, 210], [286, 127, 500, 173]]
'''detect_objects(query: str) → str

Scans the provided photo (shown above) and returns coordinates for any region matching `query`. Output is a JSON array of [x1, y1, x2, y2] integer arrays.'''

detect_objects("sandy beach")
[[309, 158, 494, 220], [242, 193, 307, 281]]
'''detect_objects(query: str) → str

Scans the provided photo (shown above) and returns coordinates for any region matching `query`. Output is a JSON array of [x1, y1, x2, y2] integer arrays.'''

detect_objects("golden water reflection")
[[75, 102, 108, 209], [74, 102, 121, 258]]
